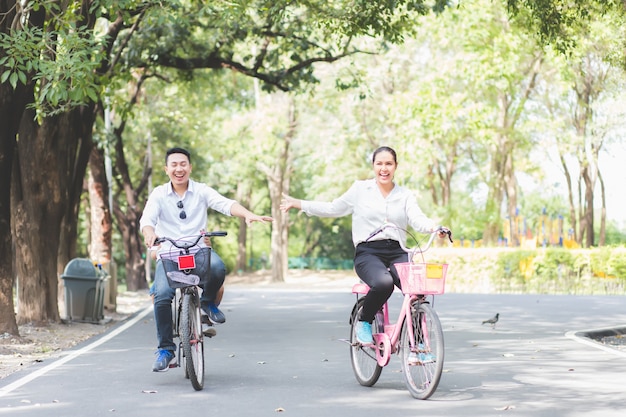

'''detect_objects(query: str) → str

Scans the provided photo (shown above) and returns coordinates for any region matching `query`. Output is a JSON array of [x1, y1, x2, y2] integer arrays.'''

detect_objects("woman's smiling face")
[[373, 150, 396, 185]]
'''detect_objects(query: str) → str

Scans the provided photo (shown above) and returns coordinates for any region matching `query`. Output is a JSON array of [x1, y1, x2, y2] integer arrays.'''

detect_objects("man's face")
[[165, 153, 191, 186]]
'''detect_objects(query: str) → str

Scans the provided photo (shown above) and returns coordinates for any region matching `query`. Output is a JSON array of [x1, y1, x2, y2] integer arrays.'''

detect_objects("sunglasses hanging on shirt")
[[177, 201, 187, 219]]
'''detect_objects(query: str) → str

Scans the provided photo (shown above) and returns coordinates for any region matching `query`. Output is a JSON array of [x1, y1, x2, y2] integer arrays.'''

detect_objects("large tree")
[[0, 0, 446, 332], [508, 0, 626, 247], [99, 1, 452, 287]]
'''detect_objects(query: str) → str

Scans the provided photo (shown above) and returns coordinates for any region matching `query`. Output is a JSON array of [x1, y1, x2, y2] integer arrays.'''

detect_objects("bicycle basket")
[[160, 245, 210, 288], [394, 262, 448, 295]]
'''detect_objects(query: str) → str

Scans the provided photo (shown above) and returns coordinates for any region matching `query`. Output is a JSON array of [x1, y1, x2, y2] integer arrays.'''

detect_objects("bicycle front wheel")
[[181, 291, 205, 391], [400, 302, 444, 399], [349, 299, 382, 387]]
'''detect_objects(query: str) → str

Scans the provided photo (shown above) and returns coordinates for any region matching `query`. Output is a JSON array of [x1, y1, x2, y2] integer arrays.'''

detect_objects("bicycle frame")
[[352, 284, 426, 367]]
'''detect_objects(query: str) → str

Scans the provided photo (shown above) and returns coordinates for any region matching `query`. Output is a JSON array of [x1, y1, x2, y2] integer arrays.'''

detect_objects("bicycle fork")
[[407, 300, 431, 360]]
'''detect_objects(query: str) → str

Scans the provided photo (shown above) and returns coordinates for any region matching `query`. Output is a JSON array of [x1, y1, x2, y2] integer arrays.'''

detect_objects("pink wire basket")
[[394, 262, 448, 295]]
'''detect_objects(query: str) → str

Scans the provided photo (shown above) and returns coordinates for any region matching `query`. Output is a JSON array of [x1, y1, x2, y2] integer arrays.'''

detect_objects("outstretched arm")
[[230, 202, 273, 226], [279, 193, 301, 212]]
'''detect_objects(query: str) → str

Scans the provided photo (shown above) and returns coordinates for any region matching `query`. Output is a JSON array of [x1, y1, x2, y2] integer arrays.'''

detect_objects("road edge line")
[[0, 304, 153, 398]]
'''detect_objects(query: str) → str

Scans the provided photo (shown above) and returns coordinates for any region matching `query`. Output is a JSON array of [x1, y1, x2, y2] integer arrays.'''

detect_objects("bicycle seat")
[[352, 283, 370, 294]]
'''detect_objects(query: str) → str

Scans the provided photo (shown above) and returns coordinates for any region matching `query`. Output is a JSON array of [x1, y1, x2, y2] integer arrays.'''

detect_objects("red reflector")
[[177, 255, 196, 270]]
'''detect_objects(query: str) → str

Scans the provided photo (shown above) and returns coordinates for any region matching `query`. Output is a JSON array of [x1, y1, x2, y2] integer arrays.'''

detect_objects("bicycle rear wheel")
[[181, 291, 205, 391], [349, 299, 383, 387], [400, 302, 444, 399]]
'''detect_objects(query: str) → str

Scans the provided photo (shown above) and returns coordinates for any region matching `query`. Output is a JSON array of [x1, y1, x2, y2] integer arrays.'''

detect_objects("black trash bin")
[[61, 258, 109, 324]]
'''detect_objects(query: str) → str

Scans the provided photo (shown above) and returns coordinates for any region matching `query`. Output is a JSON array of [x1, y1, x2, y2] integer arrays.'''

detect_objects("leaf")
[[9, 72, 18, 88], [87, 88, 99, 103]]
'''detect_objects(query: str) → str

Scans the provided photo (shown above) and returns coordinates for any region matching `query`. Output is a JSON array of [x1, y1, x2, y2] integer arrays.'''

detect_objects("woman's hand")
[[436, 226, 453, 242], [280, 193, 301, 212]]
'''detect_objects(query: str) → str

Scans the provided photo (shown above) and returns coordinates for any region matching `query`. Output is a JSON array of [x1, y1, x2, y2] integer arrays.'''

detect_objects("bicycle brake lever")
[[438, 227, 453, 243]]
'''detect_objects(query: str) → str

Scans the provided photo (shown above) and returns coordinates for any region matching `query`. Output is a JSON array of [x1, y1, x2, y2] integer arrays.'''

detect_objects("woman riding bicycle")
[[140, 147, 273, 372], [280, 146, 447, 345]]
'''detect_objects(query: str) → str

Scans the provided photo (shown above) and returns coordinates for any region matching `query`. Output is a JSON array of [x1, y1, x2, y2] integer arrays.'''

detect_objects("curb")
[[565, 325, 626, 358]]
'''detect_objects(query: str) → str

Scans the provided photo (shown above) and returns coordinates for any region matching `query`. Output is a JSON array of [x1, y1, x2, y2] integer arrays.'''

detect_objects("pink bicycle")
[[348, 224, 452, 399]]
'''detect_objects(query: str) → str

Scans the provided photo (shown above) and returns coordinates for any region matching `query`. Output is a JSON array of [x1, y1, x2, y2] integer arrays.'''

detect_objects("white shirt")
[[139, 179, 236, 256], [300, 179, 436, 247]]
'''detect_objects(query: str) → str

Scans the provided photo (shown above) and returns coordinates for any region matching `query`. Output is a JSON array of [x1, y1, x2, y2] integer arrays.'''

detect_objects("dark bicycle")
[[155, 231, 227, 391]]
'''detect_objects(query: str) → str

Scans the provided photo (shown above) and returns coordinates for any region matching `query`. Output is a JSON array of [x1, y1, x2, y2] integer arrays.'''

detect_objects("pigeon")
[[482, 313, 499, 328]]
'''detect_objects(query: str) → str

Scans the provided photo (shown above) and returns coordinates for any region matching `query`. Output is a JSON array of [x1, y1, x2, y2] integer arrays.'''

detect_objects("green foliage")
[[604, 222, 626, 246], [506, 0, 626, 55], [119, 0, 447, 92], [484, 246, 626, 294], [0, 5, 106, 117], [607, 249, 626, 280], [532, 248, 579, 292], [493, 249, 536, 290]]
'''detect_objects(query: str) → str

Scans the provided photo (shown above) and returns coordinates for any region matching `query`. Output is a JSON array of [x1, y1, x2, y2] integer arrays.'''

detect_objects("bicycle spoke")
[[181, 292, 204, 391], [349, 301, 382, 387], [400, 302, 444, 399]]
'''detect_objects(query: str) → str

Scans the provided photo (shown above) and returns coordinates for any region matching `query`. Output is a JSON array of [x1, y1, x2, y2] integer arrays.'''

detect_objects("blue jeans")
[[152, 248, 226, 351]]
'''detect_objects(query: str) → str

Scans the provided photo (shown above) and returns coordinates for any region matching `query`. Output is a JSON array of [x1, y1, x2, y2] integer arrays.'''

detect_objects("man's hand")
[[143, 226, 157, 247], [244, 213, 274, 226]]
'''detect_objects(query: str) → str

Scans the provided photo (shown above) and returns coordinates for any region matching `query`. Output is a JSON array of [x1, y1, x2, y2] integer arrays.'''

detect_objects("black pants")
[[353, 239, 408, 323]]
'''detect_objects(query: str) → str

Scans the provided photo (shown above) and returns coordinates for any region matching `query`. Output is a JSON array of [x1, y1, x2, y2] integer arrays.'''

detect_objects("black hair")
[[165, 147, 191, 165], [372, 146, 397, 164]]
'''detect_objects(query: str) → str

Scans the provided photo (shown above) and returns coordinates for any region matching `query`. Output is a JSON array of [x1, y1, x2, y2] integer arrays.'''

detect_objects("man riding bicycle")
[[140, 147, 273, 372]]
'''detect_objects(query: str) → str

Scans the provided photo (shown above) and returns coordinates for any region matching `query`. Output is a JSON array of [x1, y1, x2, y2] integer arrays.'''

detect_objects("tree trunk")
[[581, 163, 595, 247], [482, 137, 507, 246], [559, 151, 578, 243], [113, 203, 147, 291], [12, 108, 93, 323], [598, 169, 606, 246], [0, 92, 19, 335], [504, 152, 520, 246], [88, 144, 115, 310], [0, 132, 17, 333], [88, 146, 113, 265], [0, 0, 42, 335], [259, 98, 296, 283], [234, 183, 250, 272]]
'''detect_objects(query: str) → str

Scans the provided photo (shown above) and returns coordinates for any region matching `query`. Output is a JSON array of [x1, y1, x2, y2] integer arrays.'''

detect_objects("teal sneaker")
[[152, 349, 175, 372], [355, 321, 373, 344], [408, 344, 435, 365]]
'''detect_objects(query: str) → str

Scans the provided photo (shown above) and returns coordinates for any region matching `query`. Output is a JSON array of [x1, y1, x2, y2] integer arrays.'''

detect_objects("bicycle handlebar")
[[366, 223, 452, 258], [154, 231, 228, 251]]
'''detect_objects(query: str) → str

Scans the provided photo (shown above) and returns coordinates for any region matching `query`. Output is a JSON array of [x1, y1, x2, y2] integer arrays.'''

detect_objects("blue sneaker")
[[152, 349, 175, 372], [203, 302, 226, 324], [355, 321, 373, 344]]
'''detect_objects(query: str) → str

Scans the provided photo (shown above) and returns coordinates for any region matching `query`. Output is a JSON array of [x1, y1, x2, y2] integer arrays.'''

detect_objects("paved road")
[[1, 289, 625, 417]]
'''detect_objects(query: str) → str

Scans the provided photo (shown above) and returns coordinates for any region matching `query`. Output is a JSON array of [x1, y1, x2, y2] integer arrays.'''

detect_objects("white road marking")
[[0, 305, 153, 398]]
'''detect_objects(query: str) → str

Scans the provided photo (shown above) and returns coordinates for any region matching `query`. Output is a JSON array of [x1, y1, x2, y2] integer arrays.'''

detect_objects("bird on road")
[[482, 313, 499, 328]]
